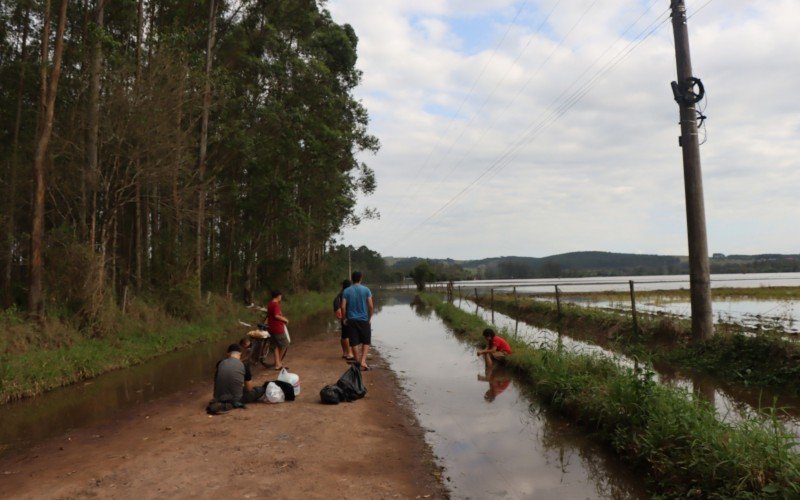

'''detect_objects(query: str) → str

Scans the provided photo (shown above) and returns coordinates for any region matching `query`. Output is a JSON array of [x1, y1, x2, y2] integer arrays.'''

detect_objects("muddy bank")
[[0, 334, 446, 499]]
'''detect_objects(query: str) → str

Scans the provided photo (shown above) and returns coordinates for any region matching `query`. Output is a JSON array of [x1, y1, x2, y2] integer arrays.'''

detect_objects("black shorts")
[[340, 322, 349, 340], [346, 320, 372, 347]]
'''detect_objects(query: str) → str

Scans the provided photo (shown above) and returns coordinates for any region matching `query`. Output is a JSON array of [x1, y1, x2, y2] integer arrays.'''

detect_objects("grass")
[[0, 290, 333, 404], [481, 293, 800, 396], [422, 293, 800, 498]]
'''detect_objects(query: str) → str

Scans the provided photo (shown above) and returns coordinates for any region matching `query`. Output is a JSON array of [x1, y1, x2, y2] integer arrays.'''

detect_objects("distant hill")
[[384, 251, 800, 279]]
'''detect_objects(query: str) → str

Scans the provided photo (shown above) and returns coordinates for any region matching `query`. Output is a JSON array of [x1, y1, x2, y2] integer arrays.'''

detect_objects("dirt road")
[[0, 336, 447, 499]]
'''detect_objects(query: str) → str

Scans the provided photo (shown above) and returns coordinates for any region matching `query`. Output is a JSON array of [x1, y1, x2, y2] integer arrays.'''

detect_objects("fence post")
[[474, 287, 479, 303], [555, 285, 562, 320], [513, 286, 518, 308], [491, 288, 495, 324], [629, 280, 639, 338]]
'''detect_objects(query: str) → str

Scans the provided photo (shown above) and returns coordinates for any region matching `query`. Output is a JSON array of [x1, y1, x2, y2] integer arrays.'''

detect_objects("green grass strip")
[[0, 291, 333, 404], [422, 293, 800, 498], [487, 293, 800, 395]]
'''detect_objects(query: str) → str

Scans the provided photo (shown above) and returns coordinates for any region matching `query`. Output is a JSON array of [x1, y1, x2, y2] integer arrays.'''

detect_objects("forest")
[[0, 0, 378, 325]]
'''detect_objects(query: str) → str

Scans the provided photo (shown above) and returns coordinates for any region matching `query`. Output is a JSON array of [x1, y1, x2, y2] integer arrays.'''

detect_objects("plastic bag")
[[263, 382, 285, 403], [336, 364, 367, 402], [277, 368, 301, 395], [319, 385, 344, 405]]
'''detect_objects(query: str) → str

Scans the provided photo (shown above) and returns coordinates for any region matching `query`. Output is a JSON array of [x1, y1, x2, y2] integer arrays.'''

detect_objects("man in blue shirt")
[[340, 271, 374, 371]]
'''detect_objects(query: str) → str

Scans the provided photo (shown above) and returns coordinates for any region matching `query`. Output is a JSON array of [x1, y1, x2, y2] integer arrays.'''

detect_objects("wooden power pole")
[[669, 0, 713, 341]]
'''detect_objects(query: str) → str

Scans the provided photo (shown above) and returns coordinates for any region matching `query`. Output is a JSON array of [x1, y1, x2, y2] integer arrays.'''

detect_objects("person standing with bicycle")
[[266, 290, 290, 370]]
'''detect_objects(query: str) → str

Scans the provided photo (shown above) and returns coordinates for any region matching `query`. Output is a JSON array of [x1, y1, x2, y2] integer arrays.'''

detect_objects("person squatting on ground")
[[267, 290, 290, 370], [212, 344, 265, 408], [477, 328, 512, 370], [333, 280, 354, 361], [340, 271, 374, 371]]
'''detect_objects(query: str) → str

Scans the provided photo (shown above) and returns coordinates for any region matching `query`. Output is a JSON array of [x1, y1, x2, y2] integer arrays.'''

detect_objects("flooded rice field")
[[374, 294, 647, 499], [452, 297, 800, 441]]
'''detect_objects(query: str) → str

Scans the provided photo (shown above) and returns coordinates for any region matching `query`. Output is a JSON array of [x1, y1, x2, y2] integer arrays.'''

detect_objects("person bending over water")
[[477, 328, 512, 370]]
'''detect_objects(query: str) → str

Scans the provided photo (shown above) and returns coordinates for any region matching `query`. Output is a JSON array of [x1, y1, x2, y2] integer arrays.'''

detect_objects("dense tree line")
[[0, 0, 378, 323]]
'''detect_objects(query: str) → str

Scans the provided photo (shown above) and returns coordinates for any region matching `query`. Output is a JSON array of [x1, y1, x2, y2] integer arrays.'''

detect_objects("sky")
[[326, 0, 800, 260]]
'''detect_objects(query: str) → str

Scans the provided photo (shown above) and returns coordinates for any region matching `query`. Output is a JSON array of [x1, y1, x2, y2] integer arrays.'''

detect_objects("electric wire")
[[375, 0, 604, 241], [423, 0, 662, 204], [387, 10, 673, 249], [482, 12, 673, 183], [423, 0, 587, 190], [381, 0, 534, 218]]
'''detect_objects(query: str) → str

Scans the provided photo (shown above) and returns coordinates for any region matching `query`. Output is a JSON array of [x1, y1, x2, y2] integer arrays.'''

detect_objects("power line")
[[388, 10, 673, 249], [377, 0, 599, 240], [423, 0, 579, 190], [381, 0, 534, 217], [425, 0, 662, 202]]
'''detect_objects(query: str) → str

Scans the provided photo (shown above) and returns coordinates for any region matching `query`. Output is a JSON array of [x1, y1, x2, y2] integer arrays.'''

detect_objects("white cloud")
[[327, 0, 800, 259]]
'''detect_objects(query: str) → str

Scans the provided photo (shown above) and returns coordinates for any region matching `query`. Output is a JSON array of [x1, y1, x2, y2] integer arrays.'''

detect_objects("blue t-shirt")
[[342, 284, 372, 322]]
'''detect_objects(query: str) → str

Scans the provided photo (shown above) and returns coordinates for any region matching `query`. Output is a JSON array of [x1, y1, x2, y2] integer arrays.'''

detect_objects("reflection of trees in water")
[[410, 296, 433, 318], [518, 385, 646, 499]]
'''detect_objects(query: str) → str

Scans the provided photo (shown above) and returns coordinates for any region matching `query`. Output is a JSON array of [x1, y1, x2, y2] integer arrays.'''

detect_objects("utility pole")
[[669, 0, 713, 341]]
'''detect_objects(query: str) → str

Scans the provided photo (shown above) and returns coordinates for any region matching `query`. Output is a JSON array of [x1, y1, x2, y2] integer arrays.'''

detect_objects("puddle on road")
[[456, 298, 800, 440], [374, 295, 647, 499], [0, 311, 336, 453]]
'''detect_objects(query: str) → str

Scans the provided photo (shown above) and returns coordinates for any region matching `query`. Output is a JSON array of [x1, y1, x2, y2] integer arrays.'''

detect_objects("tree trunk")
[[87, 0, 105, 249], [133, 0, 143, 289], [3, 5, 31, 307], [197, 0, 216, 296], [29, 0, 68, 319]]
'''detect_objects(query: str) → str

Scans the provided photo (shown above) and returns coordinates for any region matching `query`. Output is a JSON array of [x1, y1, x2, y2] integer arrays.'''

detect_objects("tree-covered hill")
[[385, 251, 800, 280]]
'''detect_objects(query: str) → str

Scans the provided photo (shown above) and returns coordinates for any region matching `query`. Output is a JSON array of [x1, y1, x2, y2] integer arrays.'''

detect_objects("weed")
[[421, 293, 800, 498]]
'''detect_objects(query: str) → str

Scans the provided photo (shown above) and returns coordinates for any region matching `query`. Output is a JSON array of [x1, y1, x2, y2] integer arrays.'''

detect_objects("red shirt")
[[491, 336, 512, 354], [267, 300, 285, 334]]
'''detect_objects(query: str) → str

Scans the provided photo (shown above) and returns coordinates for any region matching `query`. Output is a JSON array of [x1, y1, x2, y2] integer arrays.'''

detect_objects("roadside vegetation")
[[0, 290, 332, 404], [421, 293, 800, 498], [480, 292, 800, 396]]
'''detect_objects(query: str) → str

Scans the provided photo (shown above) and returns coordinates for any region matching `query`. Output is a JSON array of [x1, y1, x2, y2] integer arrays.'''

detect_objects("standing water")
[[0, 311, 336, 454], [374, 294, 647, 499]]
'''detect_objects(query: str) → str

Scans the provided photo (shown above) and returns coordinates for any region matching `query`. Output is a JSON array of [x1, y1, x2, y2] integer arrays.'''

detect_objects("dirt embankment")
[[0, 336, 447, 499]]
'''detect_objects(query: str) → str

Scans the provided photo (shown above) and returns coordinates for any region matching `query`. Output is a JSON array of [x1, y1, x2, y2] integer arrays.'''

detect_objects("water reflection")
[[478, 367, 512, 403], [374, 295, 647, 499], [460, 298, 800, 440], [0, 311, 336, 453]]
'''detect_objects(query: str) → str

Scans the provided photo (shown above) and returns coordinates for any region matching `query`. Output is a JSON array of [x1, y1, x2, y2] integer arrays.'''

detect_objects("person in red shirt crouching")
[[477, 328, 512, 369]]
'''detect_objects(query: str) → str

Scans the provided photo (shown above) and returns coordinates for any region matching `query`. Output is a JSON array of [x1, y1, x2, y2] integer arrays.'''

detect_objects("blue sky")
[[327, 0, 800, 259]]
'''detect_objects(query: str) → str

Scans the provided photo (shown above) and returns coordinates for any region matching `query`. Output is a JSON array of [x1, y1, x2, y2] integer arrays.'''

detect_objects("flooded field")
[[375, 294, 647, 499], [452, 297, 800, 441], [1, 294, 648, 498], [446, 272, 800, 293], [555, 295, 800, 335]]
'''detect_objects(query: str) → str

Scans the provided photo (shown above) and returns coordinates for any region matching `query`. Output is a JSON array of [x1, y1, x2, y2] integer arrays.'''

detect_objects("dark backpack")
[[336, 364, 367, 402], [319, 384, 345, 404]]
